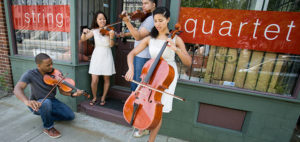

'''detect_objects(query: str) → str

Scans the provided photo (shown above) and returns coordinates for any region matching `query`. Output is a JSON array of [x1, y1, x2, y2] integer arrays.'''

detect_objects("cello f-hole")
[[147, 89, 152, 102]]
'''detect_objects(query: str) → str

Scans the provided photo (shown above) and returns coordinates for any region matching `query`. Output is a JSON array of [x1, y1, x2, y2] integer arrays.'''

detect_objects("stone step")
[[107, 85, 131, 102], [78, 85, 131, 127], [78, 100, 130, 126]]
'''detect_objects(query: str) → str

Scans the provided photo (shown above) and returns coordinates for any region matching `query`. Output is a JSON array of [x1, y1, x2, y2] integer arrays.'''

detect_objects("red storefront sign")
[[179, 7, 300, 55], [12, 5, 70, 32]]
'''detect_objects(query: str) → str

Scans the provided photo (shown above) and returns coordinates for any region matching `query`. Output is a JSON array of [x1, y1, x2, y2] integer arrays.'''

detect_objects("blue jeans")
[[29, 98, 75, 129], [131, 56, 150, 91]]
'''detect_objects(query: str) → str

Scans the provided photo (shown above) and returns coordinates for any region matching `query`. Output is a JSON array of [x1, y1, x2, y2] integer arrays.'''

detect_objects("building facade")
[[0, 0, 13, 96]]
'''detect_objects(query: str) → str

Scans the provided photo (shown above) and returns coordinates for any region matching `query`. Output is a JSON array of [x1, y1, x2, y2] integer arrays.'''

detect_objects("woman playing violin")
[[125, 7, 192, 142], [81, 11, 115, 106], [13, 53, 84, 139]]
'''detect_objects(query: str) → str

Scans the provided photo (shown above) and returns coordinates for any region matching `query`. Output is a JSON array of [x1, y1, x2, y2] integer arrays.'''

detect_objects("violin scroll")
[[170, 23, 182, 39]]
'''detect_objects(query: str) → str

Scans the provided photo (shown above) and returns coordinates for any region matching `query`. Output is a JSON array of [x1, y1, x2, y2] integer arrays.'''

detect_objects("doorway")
[[114, 0, 143, 87], [114, 0, 168, 87]]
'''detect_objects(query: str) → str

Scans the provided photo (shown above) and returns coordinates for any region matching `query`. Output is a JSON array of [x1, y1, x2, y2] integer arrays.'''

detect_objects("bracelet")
[[175, 48, 181, 53]]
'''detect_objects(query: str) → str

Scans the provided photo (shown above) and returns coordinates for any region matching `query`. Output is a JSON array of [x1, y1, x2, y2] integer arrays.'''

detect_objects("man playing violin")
[[13, 53, 83, 139], [121, 0, 157, 137]]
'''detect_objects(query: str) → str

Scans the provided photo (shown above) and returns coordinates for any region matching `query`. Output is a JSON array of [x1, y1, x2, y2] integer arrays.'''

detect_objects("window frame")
[[5, 0, 80, 66]]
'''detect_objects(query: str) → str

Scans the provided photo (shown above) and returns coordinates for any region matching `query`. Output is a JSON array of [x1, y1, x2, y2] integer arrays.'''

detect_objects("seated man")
[[13, 53, 83, 138]]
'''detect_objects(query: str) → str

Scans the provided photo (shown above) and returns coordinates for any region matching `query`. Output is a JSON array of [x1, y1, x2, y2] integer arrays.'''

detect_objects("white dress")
[[89, 29, 116, 75], [148, 36, 178, 113]]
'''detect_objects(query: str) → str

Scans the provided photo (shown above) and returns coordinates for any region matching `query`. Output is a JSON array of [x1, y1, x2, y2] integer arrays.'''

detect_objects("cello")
[[123, 24, 184, 130]]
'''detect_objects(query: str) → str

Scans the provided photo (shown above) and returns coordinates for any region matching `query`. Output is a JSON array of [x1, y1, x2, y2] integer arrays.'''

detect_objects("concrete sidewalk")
[[0, 95, 188, 142]]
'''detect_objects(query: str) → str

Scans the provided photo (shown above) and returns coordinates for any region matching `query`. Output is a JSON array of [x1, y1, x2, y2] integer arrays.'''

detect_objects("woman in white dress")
[[81, 11, 116, 106], [124, 7, 192, 142]]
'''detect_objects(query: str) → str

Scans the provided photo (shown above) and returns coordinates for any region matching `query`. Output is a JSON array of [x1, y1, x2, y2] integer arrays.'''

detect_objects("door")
[[114, 0, 143, 87], [114, 0, 167, 87]]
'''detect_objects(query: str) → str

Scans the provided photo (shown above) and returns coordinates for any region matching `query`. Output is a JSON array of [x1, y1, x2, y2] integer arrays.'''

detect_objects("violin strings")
[[40, 73, 69, 104]]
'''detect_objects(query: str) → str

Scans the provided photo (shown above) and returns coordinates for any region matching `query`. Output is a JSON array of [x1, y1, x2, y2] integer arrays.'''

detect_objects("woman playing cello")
[[121, 0, 157, 137], [124, 7, 192, 142]]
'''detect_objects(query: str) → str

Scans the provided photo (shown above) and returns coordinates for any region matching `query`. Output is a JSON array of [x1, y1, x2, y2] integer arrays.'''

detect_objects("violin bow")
[[103, 21, 122, 28], [122, 76, 185, 101]]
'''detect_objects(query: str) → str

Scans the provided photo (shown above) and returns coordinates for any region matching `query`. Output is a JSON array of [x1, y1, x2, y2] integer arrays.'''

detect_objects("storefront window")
[[12, 0, 71, 62], [177, 0, 300, 96], [181, 0, 251, 9], [268, 0, 300, 12]]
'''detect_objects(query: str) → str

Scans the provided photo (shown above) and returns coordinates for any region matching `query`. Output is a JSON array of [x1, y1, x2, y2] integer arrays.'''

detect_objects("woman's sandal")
[[100, 100, 106, 106], [133, 130, 150, 138], [89, 100, 97, 106]]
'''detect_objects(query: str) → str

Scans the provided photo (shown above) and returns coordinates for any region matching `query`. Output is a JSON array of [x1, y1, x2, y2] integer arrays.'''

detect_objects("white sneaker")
[[133, 130, 150, 138]]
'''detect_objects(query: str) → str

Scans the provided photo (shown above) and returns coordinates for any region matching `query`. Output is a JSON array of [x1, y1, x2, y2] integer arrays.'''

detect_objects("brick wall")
[[0, 0, 13, 93]]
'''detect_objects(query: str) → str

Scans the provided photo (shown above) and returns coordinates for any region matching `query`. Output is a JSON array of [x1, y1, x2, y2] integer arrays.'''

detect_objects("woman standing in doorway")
[[81, 11, 115, 106], [125, 7, 192, 142]]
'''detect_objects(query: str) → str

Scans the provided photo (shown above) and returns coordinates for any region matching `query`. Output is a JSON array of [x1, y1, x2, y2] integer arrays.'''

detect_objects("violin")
[[119, 9, 151, 21], [99, 26, 114, 36], [43, 69, 90, 100], [123, 24, 183, 130], [97, 10, 151, 37], [99, 26, 118, 36]]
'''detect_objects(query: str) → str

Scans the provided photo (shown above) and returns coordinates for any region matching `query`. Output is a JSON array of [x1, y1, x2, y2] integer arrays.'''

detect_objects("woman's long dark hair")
[[150, 7, 170, 38], [91, 11, 109, 29], [149, 0, 157, 5]]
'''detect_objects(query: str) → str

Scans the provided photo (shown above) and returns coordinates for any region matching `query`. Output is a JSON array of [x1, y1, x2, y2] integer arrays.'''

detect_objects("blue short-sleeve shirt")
[[20, 69, 57, 100], [134, 14, 154, 58]]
